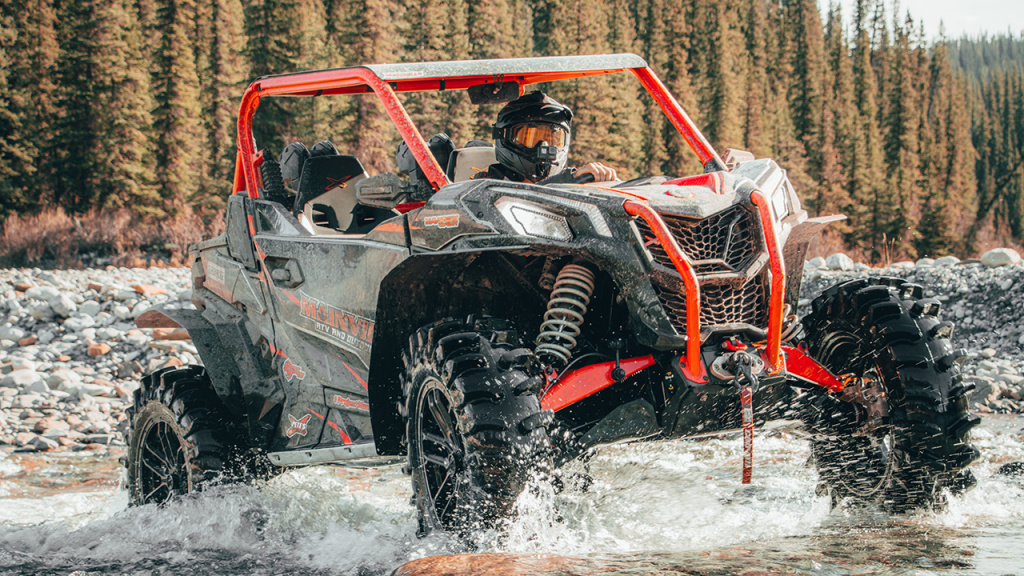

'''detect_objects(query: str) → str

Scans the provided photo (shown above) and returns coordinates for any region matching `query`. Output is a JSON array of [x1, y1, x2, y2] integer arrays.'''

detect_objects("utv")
[[125, 54, 979, 534]]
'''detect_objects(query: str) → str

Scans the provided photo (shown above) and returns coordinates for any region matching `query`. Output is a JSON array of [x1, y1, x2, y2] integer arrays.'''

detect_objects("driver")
[[476, 91, 618, 184]]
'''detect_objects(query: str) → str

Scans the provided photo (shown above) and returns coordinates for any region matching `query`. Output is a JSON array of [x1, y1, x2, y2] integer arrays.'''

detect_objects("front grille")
[[635, 206, 760, 274], [635, 205, 769, 331], [654, 271, 770, 328]]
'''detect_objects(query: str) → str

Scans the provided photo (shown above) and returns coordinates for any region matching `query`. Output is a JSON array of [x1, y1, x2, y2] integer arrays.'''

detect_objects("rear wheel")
[[801, 278, 980, 512], [401, 317, 552, 535], [125, 366, 271, 505]]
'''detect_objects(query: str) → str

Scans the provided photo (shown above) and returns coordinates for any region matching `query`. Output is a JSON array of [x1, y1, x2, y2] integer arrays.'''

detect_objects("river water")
[[1, 415, 1021, 576]]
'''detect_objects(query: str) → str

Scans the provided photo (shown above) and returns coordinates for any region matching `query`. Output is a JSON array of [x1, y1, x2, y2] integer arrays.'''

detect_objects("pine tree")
[[467, 0, 516, 59], [152, 0, 204, 214], [815, 1, 854, 224], [198, 0, 247, 207], [0, 13, 34, 215], [52, 0, 157, 213], [882, 12, 922, 255], [917, 33, 956, 256], [402, 0, 474, 146], [330, 0, 402, 173], [787, 0, 825, 161], [244, 0, 300, 153], [741, 0, 771, 158], [0, 0, 59, 213], [99, 0, 160, 212], [654, 0, 702, 176], [689, 0, 745, 150], [850, 0, 888, 259]]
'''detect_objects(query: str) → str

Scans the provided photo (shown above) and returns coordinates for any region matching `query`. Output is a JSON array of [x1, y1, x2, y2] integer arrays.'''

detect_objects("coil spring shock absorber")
[[535, 264, 596, 367]]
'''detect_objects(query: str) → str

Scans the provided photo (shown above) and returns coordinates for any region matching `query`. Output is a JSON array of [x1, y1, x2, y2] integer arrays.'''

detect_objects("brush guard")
[[623, 191, 786, 379]]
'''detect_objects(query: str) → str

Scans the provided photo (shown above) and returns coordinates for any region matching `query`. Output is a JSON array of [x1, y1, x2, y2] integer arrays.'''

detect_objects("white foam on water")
[[493, 431, 832, 556], [0, 415, 1020, 575]]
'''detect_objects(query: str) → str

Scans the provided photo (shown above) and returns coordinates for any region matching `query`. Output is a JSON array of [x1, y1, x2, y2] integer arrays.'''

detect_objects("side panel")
[[254, 233, 408, 453]]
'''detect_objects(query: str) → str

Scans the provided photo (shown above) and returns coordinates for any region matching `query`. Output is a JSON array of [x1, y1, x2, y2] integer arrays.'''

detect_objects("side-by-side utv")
[[124, 54, 979, 535]]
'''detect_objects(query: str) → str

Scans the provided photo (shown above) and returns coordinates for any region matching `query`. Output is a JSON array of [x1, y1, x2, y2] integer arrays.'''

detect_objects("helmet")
[[493, 91, 573, 181]]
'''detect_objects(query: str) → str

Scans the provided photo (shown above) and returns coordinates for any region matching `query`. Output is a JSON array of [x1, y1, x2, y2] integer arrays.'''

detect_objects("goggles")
[[502, 123, 568, 148]]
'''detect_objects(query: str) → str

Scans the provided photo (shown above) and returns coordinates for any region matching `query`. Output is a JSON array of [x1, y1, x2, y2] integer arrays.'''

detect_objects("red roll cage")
[[232, 54, 725, 198]]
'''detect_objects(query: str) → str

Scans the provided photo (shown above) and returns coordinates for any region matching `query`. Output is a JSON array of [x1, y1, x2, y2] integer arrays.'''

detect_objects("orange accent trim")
[[780, 345, 844, 392], [372, 221, 405, 233], [541, 355, 655, 412], [623, 200, 703, 379], [749, 191, 785, 372], [581, 183, 647, 200], [663, 172, 724, 193], [308, 407, 352, 444], [343, 362, 368, 390]]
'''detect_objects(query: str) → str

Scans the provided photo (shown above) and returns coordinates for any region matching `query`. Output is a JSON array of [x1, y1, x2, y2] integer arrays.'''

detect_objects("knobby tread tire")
[[801, 278, 980, 513], [401, 316, 552, 536], [125, 365, 272, 505]]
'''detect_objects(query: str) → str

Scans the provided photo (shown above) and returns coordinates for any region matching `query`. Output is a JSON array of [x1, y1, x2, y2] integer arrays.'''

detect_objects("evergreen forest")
[[2, 0, 1024, 262]]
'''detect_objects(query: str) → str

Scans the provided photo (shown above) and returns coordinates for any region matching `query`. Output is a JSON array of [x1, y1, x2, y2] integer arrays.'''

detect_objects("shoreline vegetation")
[[0, 208, 222, 269], [2, 0, 1024, 265]]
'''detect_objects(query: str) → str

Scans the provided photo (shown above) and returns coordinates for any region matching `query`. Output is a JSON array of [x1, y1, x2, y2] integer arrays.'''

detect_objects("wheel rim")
[[816, 334, 896, 500], [413, 379, 466, 528], [137, 419, 188, 504]]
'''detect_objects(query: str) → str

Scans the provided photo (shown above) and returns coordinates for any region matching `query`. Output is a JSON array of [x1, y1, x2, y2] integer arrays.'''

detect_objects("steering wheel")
[[571, 172, 596, 184]]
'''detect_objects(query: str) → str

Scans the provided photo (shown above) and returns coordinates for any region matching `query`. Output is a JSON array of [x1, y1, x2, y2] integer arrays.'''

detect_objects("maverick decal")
[[282, 358, 306, 382], [295, 293, 375, 352], [286, 414, 311, 437], [423, 214, 460, 229]]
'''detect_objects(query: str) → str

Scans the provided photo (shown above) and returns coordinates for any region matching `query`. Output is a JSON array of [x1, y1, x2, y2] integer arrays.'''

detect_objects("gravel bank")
[[1, 249, 1021, 453], [0, 267, 193, 454]]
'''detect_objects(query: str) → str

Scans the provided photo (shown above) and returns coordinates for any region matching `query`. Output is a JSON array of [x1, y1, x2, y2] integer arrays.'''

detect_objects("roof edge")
[[364, 53, 648, 81]]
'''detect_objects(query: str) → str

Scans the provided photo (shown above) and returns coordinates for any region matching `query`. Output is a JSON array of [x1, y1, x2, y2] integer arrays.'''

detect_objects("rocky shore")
[[0, 267, 193, 454], [1, 248, 1022, 454]]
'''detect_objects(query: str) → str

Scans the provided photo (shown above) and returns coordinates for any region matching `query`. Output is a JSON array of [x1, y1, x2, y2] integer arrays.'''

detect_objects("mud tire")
[[125, 365, 272, 505], [801, 278, 980, 513], [401, 317, 552, 536]]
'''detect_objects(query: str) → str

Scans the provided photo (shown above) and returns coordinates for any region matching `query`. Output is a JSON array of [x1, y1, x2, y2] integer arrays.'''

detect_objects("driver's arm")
[[576, 162, 618, 182]]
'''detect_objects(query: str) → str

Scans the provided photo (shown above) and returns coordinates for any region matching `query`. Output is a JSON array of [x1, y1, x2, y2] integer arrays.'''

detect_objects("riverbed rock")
[[25, 286, 60, 302], [50, 294, 77, 317], [825, 253, 855, 271], [980, 248, 1021, 267], [0, 326, 25, 342], [87, 341, 111, 357], [64, 315, 96, 331], [1, 370, 44, 389]]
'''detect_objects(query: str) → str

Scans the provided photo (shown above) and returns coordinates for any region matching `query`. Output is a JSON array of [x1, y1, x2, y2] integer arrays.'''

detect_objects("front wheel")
[[401, 317, 552, 536], [800, 278, 980, 513]]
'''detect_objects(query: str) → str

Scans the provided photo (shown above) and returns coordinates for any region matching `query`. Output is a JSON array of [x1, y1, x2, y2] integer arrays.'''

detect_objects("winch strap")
[[740, 382, 753, 484]]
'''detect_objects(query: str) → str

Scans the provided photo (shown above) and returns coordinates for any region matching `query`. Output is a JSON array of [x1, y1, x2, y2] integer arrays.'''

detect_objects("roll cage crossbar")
[[233, 53, 726, 198]]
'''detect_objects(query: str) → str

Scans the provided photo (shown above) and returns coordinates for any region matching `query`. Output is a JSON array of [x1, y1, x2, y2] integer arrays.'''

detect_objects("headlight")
[[770, 181, 791, 220], [494, 197, 572, 241]]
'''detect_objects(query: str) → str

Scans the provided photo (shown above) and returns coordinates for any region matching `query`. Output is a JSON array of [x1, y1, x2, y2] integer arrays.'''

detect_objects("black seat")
[[292, 155, 366, 218], [292, 155, 392, 233]]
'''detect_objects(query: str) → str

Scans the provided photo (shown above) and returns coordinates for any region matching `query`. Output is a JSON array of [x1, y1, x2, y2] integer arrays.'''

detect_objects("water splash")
[[0, 416, 1021, 575]]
